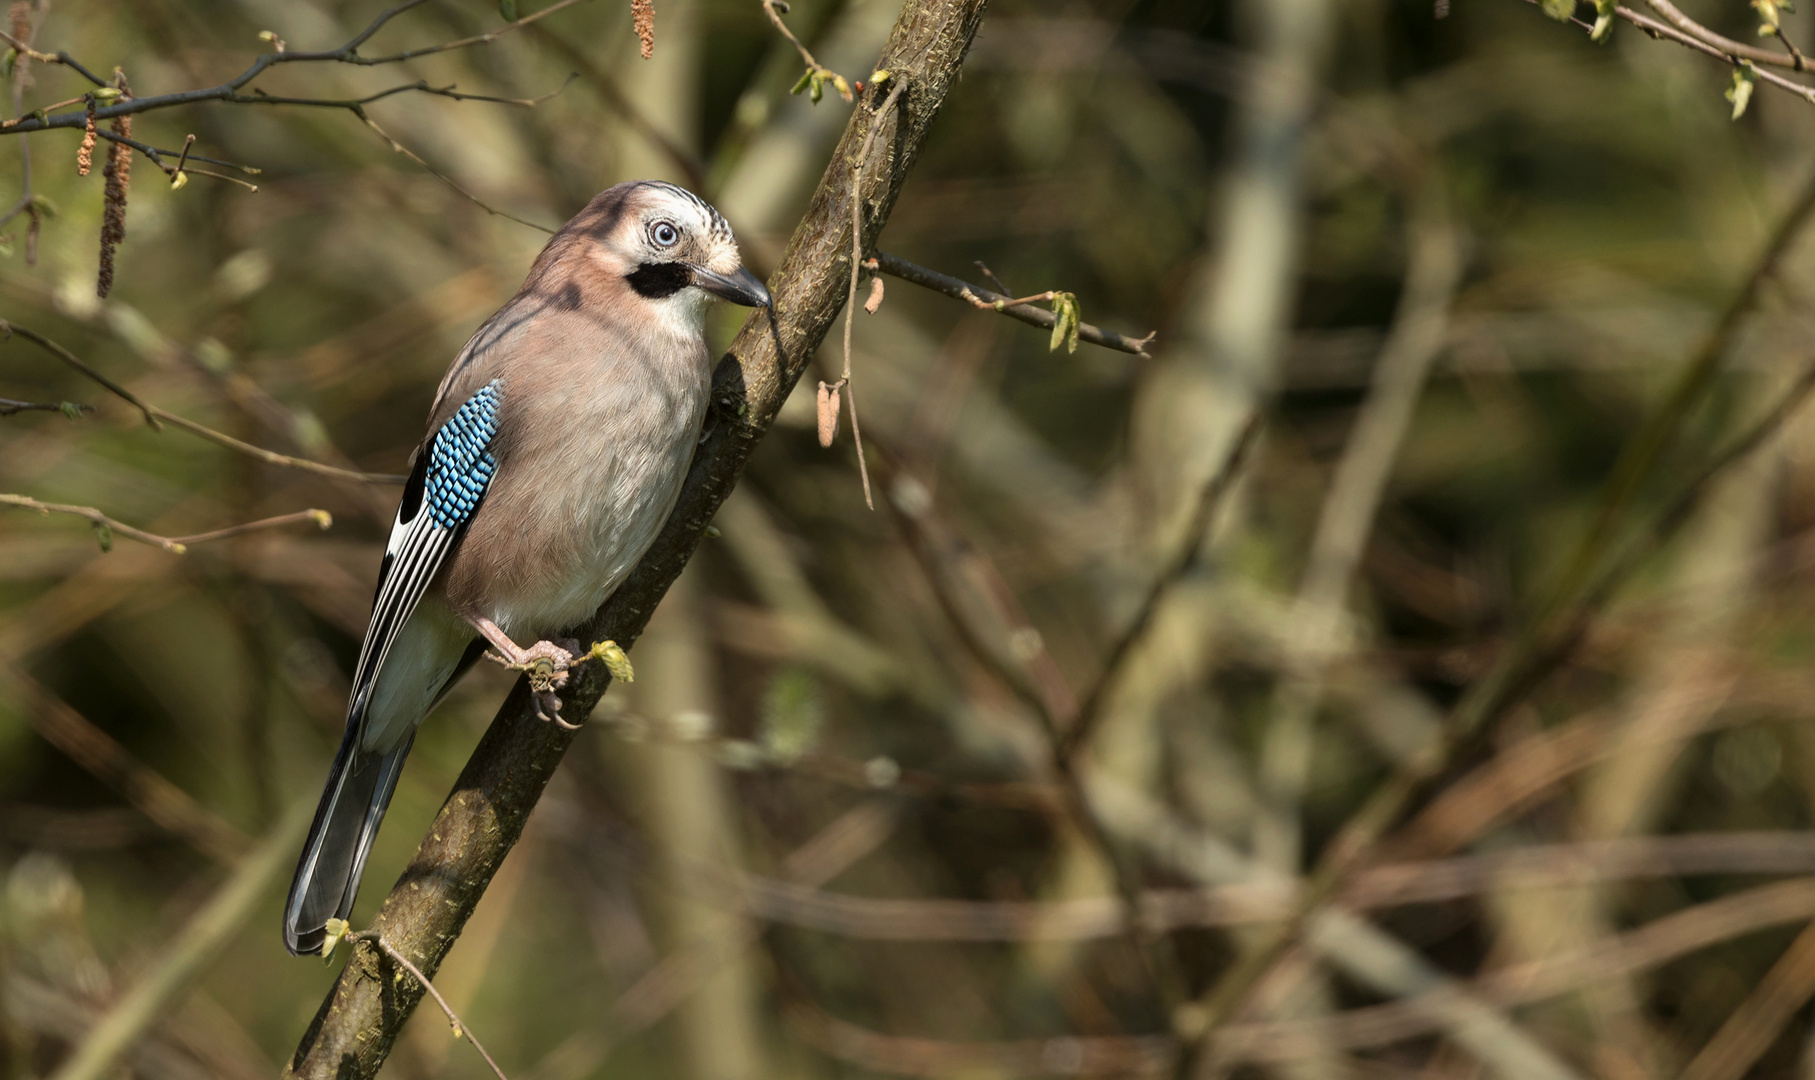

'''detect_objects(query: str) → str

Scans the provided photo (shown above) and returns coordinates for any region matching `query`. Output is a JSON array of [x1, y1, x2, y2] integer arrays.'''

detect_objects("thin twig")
[[168, 508, 331, 546], [522, 22, 705, 190], [1, 319, 404, 483], [836, 76, 907, 509], [348, 931, 510, 1080], [1529, 0, 1815, 111], [1638, 0, 1809, 69], [0, 0, 596, 136], [0, 319, 159, 427], [1060, 411, 1263, 759], [760, 0, 849, 98], [146, 405, 403, 484], [0, 27, 104, 84], [356, 109, 555, 233], [0, 495, 334, 555], [874, 252, 1155, 355], [0, 396, 86, 416]]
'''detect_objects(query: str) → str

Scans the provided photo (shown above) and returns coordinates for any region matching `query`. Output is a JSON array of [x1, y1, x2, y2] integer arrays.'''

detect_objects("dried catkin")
[[816, 381, 841, 447], [632, 0, 654, 59], [96, 71, 130, 300], [76, 99, 95, 176]]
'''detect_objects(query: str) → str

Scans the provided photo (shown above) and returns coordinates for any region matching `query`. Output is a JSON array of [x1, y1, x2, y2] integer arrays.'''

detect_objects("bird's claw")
[[534, 688, 581, 729]]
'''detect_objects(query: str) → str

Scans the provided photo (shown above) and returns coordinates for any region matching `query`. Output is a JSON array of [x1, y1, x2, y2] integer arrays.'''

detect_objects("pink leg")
[[463, 614, 580, 728]]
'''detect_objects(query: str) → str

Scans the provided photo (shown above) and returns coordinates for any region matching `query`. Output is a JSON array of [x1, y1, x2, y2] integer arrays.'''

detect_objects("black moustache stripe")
[[626, 261, 691, 299]]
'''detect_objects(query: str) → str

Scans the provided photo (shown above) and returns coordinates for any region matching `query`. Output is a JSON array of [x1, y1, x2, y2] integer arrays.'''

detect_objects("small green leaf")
[[29, 194, 56, 219], [830, 73, 852, 102], [790, 67, 814, 96], [93, 523, 112, 553], [1048, 293, 1081, 353], [1728, 63, 1757, 120], [91, 87, 121, 103], [498, 0, 518, 19], [1, 51, 16, 80], [1591, 0, 1616, 41], [319, 918, 350, 961], [1539, 0, 1576, 19], [58, 401, 84, 420], [809, 71, 824, 104]]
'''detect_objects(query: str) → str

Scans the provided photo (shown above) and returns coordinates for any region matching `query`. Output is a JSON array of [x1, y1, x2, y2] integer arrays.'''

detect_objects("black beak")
[[690, 264, 771, 308]]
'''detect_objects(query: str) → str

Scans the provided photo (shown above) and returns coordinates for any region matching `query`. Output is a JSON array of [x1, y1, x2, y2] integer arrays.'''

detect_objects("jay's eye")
[[650, 220, 680, 248]]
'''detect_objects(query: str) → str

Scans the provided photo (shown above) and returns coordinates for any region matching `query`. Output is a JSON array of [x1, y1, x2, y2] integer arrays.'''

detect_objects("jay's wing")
[[285, 378, 503, 954], [349, 378, 502, 731]]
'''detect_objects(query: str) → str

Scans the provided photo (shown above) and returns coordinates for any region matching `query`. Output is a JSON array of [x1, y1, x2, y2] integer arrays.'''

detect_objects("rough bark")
[[282, 1, 989, 1076]]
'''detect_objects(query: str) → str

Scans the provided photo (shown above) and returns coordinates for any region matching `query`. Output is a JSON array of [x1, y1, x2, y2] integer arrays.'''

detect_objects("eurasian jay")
[[283, 180, 769, 956]]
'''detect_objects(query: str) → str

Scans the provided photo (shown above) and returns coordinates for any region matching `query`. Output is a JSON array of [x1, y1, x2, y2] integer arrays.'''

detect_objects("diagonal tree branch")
[[281, 2, 991, 1076]]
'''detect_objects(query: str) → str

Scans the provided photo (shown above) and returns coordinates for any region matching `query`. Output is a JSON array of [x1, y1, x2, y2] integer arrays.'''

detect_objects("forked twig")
[[349, 930, 510, 1080]]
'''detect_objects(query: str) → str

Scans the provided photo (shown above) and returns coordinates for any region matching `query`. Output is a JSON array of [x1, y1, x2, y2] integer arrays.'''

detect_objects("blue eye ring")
[[650, 220, 681, 248]]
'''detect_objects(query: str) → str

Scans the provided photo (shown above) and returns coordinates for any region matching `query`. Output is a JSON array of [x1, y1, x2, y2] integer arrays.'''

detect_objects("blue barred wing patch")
[[425, 380, 501, 528]]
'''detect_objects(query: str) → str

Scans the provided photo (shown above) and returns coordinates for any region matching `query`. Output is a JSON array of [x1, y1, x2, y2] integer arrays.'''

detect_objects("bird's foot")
[[482, 638, 575, 689], [477, 638, 578, 725]]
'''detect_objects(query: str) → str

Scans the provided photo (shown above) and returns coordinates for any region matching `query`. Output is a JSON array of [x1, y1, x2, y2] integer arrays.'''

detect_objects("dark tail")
[[282, 727, 415, 956]]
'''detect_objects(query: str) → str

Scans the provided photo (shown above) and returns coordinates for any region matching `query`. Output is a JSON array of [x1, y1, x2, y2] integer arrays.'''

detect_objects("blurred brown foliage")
[[8, 0, 1815, 1078]]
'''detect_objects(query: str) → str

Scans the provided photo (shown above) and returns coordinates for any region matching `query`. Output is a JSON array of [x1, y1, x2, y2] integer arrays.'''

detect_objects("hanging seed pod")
[[864, 275, 884, 314], [76, 99, 95, 176], [817, 381, 841, 447], [96, 71, 131, 299]]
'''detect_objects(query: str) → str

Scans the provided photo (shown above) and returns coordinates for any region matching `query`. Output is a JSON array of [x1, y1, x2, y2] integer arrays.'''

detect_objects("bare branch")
[[0, 494, 334, 554], [0, 0, 594, 137], [1, 320, 403, 483], [0, 318, 159, 427], [355, 110, 555, 233]]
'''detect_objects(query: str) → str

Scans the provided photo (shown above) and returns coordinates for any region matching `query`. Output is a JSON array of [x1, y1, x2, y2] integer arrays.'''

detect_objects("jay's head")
[[556, 180, 770, 330]]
